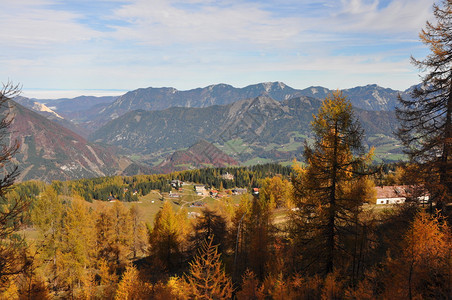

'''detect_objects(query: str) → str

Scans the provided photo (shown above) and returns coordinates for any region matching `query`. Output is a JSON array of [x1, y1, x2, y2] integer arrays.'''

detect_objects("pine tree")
[[129, 204, 147, 259], [248, 196, 275, 281], [186, 237, 233, 299], [259, 176, 292, 209], [291, 91, 373, 276], [94, 201, 133, 272], [396, 0, 452, 210], [236, 269, 265, 300]]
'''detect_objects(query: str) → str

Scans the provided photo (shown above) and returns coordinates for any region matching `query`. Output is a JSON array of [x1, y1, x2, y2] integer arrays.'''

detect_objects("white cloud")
[[329, 0, 432, 34], [0, 0, 99, 48], [108, 0, 302, 47]]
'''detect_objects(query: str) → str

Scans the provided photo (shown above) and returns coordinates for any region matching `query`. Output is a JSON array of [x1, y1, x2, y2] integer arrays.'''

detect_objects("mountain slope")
[[41, 95, 118, 130], [14, 96, 89, 137], [154, 139, 239, 173], [8, 101, 130, 182]]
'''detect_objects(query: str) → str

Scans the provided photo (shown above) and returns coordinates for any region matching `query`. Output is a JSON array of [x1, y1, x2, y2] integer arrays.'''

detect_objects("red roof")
[[375, 185, 408, 199]]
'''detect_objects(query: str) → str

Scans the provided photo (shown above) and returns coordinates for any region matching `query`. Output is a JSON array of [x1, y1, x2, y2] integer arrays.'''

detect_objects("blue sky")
[[1, 0, 433, 99]]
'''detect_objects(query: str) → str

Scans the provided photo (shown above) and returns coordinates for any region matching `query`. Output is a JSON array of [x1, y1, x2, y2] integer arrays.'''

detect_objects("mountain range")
[[95, 82, 410, 128], [90, 95, 401, 166], [10, 82, 411, 180], [21, 82, 412, 135]]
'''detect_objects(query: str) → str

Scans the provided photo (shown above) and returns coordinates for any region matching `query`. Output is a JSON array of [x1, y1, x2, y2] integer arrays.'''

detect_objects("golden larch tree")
[[186, 236, 233, 299]]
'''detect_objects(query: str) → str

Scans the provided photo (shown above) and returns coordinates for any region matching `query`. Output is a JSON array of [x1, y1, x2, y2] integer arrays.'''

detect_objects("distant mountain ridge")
[[9, 82, 410, 181], [97, 82, 410, 122]]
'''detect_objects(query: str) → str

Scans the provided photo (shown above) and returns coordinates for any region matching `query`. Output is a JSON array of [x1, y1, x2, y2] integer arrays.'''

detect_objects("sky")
[[1, 0, 434, 99]]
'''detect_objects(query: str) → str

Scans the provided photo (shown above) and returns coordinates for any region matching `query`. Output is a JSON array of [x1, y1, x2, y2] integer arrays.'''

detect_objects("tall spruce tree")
[[396, 0, 452, 210], [291, 91, 373, 276]]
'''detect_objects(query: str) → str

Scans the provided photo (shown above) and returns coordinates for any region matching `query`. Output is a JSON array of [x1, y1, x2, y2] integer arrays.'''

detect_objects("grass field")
[[107, 184, 243, 225], [242, 157, 274, 166]]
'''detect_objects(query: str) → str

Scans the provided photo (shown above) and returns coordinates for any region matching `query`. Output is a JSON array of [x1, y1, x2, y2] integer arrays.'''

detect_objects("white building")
[[194, 185, 206, 196]]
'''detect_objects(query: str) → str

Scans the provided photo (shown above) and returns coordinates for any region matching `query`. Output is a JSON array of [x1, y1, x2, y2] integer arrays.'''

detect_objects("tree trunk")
[[327, 122, 339, 274]]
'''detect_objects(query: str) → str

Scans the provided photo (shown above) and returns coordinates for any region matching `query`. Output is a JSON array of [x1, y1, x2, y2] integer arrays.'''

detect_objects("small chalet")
[[232, 188, 247, 195], [194, 185, 206, 195], [171, 180, 183, 188], [169, 191, 180, 198], [221, 172, 234, 180], [187, 211, 201, 218]]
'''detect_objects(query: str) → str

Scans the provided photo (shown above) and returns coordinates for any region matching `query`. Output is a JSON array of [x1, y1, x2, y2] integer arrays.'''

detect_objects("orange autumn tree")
[[115, 264, 151, 300], [149, 201, 188, 272], [186, 236, 233, 299], [383, 212, 451, 299]]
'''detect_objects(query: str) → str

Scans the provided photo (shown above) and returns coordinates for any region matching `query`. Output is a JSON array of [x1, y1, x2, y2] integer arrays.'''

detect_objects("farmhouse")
[[194, 185, 206, 196], [375, 185, 408, 205], [375, 185, 430, 205]]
